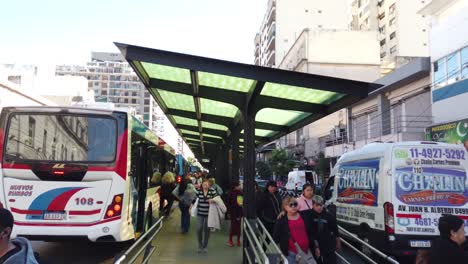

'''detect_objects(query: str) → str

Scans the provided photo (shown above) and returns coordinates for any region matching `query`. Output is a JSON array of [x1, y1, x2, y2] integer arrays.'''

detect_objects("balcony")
[[254, 56, 260, 66], [266, 0, 276, 27], [266, 50, 275, 67], [265, 34, 276, 52], [324, 115, 433, 158]]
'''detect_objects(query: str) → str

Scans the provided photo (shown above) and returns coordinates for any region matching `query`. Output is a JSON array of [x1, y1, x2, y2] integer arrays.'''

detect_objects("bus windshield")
[[4, 113, 117, 163]]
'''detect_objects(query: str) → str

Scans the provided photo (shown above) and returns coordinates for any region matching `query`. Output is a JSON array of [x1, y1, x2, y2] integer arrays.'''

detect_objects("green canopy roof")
[[116, 43, 379, 158]]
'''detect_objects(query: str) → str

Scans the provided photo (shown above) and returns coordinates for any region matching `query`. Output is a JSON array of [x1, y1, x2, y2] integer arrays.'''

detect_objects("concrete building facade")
[[254, 0, 350, 67], [325, 58, 433, 159], [420, 0, 468, 125], [275, 28, 381, 161], [350, 0, 430, 74], [55, 52, 161, 129]]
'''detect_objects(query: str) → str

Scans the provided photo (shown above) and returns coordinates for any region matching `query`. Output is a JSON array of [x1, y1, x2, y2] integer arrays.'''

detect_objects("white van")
[[285, 170, 318, 191], [323, 142, 468, 257]]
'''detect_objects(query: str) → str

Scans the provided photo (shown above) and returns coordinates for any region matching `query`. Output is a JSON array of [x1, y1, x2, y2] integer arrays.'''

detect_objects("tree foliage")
[[269, 149, 295, 181], [256, 161, 272, 179], [315, 151, 330, 180]]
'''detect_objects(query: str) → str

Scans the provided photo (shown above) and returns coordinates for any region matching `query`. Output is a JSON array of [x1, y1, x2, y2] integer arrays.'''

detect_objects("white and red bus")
[[0, 106, 177, 242]]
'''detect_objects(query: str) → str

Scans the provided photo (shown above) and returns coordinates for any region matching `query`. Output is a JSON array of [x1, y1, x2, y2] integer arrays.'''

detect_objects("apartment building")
[[276, 28, 381, 160], [56, 52, 161, 129], [351, 0, 430, 74], [254, 0, 349, 67], [419, 0, 468, 125], [325, 58, 433, 160]]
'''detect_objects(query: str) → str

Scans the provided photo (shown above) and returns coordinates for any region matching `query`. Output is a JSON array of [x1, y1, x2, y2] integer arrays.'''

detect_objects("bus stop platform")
[[150, 209, 242, 264]]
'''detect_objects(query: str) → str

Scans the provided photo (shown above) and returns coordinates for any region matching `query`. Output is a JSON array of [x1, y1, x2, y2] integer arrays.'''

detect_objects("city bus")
[[0, 106, 177, 242]]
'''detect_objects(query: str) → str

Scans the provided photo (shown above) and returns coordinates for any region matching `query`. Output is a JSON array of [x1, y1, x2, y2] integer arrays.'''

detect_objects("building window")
[[462, 47, 468, 79], [390, 45, 397, 54], [132, 99, 137, 104], [28, 117, 36, 147], [390, 31, 396, 40], [433, 58, 446, 88], [378, 12, 385, 20], [447, 52, 460, 83], [379, 25, 386, 34], [389, 3, 396, 14], [42, 130, 47, 155], [132, 92, 137, 96], [380, 52, 387, 58], [389, 17, 396, 26], [144, 99, 150, 105], [144, 106, 150, 112], [380, 39, 386, 46]]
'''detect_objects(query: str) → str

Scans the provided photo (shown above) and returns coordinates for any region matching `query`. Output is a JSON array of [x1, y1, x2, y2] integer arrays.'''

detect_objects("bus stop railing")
[[338, 226, 399, 264], [243, 218, 287, 264], [114, 216, 164, 264]]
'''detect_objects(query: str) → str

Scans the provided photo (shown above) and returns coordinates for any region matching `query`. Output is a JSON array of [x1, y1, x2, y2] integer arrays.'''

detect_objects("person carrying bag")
[[273, 197, 318, 264], [290, 236, 317, 264]]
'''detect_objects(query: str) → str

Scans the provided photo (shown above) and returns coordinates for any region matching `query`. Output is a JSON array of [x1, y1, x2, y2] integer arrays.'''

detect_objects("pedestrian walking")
[[273, 197, 317, 264], [227, 182, 243, 247], [208, 178, 223, 196], [430, 214, 467, 264], [296, 184, 314, 211], [160, 171, 176, 217], [172, 176, 197, 234], [0, 208, 38, 264], [257, 180, 282, 235], [195, 179, 218, 253], [192, 173, 203, 189], [308, 195, 341, 264]]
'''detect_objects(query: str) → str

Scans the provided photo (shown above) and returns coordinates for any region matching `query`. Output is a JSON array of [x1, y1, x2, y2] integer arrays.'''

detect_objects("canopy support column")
[[229, 128, 241, 188], [243, 111, 256, 220], [214, 145, 229, 191]]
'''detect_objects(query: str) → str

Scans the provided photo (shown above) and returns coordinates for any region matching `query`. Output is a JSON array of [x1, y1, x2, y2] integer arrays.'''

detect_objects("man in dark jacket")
[[0, 208, 38, 264], [256, 181, 282, 235], [308, 195, 341, 264], [430, 214, 467, 264]]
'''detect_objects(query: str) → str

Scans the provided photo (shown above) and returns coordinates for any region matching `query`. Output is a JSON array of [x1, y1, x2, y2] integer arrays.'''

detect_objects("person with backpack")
[[172, 176, 197, 234]]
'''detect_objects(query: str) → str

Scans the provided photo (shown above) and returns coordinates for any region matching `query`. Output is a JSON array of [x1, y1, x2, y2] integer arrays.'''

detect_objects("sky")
[[0, 0, 267, 65]]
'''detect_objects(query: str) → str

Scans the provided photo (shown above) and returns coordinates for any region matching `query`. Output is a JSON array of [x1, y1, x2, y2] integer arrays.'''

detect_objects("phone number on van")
[[414, 218, 468, 227], [409, 148, 466, 160]]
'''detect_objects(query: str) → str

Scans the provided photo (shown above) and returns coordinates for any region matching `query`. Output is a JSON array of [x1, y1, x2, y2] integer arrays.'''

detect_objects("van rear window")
[[336, 159, 380, 207]]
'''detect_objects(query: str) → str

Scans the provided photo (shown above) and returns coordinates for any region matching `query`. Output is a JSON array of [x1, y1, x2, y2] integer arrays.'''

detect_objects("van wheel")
[[360, 236, 373, 258]]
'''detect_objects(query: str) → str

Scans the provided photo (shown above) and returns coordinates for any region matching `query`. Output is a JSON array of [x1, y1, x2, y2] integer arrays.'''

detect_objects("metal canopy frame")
[[115, 42, 381, 219]]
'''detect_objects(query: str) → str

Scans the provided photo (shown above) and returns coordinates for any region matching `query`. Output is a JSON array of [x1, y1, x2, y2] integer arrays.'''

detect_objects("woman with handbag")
[[273, 197, 318, 264]]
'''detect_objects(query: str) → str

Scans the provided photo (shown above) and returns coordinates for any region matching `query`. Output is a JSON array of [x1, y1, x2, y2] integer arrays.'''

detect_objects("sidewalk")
[[150, 208, 242, 264]]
